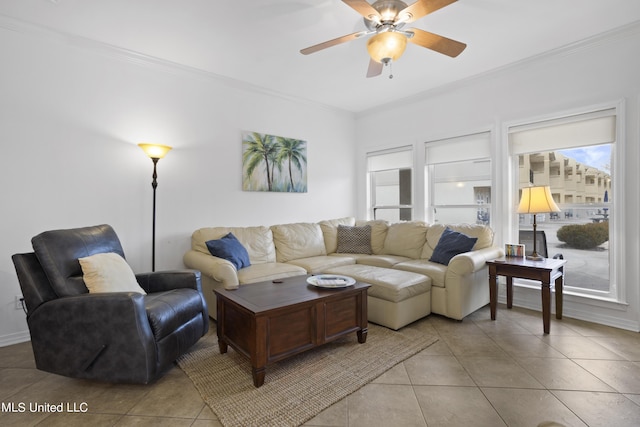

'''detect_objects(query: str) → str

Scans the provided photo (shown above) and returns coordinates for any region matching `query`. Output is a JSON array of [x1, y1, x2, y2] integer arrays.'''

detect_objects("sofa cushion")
[[429, 228, 478, 265], [336, 225, 372, 254], [287, 255, 356, 274], [394, 260, 447, 288], [356, 254, 413, 268], [237, 263, 307, 284], [355, 220, 388, 254], [318, 217, 356, 253], [448, 224, 493, 249], [382, 221, 428, 259], [205, 233, 251, 270], [192, 226, 276, 264], [78, 252, 147, 295], [271, 222, 327, 263]]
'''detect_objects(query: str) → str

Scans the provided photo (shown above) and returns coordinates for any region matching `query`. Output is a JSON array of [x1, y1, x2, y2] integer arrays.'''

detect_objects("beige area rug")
[[177, 320, 437, 427]]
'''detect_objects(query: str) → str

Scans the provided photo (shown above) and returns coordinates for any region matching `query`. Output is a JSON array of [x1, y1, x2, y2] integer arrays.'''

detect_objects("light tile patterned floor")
[[1, 305, 639, 427]]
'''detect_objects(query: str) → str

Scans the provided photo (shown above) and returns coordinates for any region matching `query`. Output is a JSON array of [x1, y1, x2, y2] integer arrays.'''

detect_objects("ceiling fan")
[[300, 0, 466, 78]]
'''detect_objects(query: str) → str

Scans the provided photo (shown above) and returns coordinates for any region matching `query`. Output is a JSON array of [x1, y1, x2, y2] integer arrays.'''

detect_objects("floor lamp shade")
[[138, 143, 172, 159], [139, 143, 172, 271], [517, 186, 561, 260]]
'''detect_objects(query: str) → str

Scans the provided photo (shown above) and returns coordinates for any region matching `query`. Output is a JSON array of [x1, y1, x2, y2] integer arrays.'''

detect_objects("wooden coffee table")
[[214, 275, 370, 387]]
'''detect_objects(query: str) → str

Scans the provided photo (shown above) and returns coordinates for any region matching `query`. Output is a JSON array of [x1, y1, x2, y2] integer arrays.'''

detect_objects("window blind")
[[367, 146, 412, 172], [425, 132, 491, 164], [509, 108, 616, 155]]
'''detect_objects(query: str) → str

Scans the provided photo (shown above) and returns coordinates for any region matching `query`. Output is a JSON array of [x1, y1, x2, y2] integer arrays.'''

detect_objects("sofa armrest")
[[442, 246, 505, 320], [447, 246, 505, 276], [27, 293, 157, 383], [136, 270, 202, 294], [183, 250, 240, 290]]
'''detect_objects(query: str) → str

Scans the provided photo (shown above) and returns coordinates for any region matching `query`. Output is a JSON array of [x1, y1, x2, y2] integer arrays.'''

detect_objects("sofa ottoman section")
[[322, 264, 431, 330]]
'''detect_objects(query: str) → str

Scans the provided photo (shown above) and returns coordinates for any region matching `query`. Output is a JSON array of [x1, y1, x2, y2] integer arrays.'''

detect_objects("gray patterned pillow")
[[336, 225, 372, 254]]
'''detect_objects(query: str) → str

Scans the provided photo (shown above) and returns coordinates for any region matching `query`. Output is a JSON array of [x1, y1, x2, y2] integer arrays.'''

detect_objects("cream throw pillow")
[[78, 252, 146, 295]]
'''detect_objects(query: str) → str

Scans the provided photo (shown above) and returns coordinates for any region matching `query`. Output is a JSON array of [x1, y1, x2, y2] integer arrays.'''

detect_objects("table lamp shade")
[[517, 186, 561, 214]]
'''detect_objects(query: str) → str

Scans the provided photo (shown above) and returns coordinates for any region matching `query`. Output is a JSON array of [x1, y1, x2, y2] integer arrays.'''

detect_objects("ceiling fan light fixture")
[[367, 31, 407, 63]]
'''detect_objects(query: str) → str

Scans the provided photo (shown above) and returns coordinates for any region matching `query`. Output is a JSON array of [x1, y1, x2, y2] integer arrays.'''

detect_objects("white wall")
[[0, 26, 357, 344], [356, 24, 640, 331]]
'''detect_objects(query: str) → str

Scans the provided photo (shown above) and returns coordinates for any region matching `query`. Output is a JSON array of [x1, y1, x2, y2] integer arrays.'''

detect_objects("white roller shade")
[[367, 147, 412, 172], [425, 132, 491, 165], [510, 109, 616, 155]]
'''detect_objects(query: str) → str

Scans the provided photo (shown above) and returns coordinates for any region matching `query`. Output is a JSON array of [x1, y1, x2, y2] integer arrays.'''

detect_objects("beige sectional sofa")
[[183, 217, 503, 329]]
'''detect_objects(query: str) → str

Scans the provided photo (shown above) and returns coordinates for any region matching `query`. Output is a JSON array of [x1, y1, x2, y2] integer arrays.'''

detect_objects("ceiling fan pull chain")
[[388, 61, 394, 79]]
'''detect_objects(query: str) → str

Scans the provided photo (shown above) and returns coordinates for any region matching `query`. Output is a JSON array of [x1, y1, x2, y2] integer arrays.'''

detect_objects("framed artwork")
[[242, 131, 307, 193]]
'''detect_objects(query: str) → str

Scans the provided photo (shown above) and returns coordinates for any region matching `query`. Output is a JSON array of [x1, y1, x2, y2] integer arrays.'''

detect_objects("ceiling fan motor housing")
[[364, 0, 409, 31]]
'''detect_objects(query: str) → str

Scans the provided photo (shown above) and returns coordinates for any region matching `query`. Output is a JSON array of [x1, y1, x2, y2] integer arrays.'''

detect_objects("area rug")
[[177, 319, 437, 427]]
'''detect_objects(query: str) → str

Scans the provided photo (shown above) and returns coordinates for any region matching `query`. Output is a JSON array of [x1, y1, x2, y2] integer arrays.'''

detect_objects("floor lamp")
[[517, 185, 561, 261], [139, 143, 172, 272]]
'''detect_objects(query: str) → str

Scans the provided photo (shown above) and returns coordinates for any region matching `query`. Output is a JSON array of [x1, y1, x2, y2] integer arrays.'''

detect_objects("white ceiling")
[[2, 0, 640, 113]]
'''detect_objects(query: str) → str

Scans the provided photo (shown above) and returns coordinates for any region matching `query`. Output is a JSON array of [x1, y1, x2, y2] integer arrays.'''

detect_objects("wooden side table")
[[486, 257, 567, 334]]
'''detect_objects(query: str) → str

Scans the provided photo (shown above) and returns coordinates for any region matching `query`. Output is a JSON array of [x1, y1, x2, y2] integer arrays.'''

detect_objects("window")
[[425, 132, 492, 225], [509, 108, 616, 295], [367, 147, 413, 221]]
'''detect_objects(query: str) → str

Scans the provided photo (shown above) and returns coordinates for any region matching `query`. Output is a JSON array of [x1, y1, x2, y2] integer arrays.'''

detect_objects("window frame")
[[424, 131, 493, 226], [505, 101, 626, 304], [366, 146, 414, 221]]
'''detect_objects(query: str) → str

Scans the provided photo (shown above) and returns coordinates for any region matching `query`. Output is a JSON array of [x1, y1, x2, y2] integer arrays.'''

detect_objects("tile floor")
[[1, 304, 639, 427]]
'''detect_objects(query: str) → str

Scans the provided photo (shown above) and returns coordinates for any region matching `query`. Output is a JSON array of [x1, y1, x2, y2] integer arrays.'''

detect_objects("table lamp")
[[517, 185, 561, 260]]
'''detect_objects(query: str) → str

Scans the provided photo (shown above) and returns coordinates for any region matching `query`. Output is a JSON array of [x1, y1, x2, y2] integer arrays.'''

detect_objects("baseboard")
[[561, 306, 640, 332], [499, 291, 640, 332], [0, 330, 31, 347]]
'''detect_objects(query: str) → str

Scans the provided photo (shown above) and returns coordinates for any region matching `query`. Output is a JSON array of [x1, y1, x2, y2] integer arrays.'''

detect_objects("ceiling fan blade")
[[343, 0, 382, 22], [406, 28, 466, 57], [300, 30, 371, 55], [366, 59, 384, 78], [397, 0, 458, 24]]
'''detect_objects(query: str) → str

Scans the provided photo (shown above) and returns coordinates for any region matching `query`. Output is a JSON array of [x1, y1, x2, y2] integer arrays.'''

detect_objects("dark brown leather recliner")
[[12, 224, 209, 384]]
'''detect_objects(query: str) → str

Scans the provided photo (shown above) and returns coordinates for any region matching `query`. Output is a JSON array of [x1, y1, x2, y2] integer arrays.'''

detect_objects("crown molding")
[[0, 13, 353, 116], [357, 19, 640, 117]]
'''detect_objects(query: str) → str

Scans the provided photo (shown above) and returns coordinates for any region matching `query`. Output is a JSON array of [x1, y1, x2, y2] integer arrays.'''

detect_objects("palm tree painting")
[[242, 131, 307, 192]]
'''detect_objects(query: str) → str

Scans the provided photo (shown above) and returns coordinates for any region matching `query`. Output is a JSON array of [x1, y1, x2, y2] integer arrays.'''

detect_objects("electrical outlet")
[[15, 295, 23, 310]]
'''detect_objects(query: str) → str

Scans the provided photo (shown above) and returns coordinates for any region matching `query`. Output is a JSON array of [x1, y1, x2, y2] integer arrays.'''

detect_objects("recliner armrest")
[[136, 270, 202, 294]]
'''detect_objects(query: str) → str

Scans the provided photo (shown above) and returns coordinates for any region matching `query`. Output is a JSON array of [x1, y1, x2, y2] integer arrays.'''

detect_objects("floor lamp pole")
[[151, 157, 159, 272], [138, 142, 172, 273]]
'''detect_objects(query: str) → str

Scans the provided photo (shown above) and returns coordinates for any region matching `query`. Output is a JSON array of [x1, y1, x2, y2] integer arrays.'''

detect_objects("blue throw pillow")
[[205, 233, 251, 270], [429, 228, 478, 266]]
